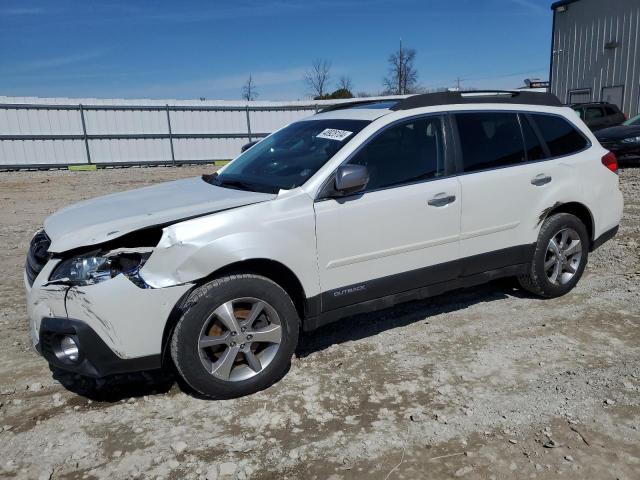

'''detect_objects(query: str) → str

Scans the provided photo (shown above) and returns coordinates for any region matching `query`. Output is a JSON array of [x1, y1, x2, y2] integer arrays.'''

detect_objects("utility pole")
[[455, 77, 463, 91], [398, 38, 404, 95]]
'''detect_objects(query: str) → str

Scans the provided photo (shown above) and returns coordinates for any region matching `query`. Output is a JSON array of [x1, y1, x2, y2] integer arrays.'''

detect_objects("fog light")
[[53, 335, 80, 364]]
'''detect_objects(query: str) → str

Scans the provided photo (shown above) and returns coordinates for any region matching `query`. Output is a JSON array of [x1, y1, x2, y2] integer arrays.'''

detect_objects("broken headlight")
[[49, 252, 151, 287]]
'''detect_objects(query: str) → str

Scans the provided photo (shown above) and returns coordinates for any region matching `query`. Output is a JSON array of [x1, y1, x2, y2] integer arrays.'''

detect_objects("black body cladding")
[[320, 244, 535, 312], [38, 317, 161, 377]]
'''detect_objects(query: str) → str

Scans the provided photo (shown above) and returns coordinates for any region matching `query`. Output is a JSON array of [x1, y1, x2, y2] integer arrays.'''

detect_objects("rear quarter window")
[[530, 114, 588, 158]]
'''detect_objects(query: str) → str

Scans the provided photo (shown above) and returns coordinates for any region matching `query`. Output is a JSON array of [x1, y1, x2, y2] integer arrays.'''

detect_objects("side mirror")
[[241, 140, 259, 153], [334, 165, 369, 196]]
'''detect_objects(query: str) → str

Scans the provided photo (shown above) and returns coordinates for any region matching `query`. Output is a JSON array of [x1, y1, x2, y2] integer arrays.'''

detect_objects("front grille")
[[26, 229, 51, 286]]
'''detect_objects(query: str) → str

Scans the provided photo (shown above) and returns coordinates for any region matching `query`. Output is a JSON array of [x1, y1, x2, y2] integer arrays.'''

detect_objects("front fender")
[[139, 192, 320, 297]]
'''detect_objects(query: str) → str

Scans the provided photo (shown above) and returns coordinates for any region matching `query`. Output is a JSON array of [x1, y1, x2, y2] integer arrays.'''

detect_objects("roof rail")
[[318, 99, 400, 113], [391, 90, 563, 110]]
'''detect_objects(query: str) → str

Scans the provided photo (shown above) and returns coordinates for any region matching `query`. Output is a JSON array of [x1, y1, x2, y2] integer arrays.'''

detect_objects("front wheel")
[[170, 274, 299, 399], [518, 213, 589, 298]]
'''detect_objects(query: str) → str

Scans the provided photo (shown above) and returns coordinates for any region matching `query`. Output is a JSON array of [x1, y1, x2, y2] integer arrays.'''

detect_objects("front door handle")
[[531, 174, 552, 186], [428, 193, 456, 207]]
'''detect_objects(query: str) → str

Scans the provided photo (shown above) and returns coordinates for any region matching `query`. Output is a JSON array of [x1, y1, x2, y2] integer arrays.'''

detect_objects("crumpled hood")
[[44, 177, 276, 253]]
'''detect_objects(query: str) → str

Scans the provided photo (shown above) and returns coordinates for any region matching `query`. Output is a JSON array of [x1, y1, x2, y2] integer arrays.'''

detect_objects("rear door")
[[314, 115, 461, 311], [453, 111, 548, 275]]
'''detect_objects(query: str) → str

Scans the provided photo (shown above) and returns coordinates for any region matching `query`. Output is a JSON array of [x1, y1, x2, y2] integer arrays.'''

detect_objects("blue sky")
[[0, 0, 553, 101]]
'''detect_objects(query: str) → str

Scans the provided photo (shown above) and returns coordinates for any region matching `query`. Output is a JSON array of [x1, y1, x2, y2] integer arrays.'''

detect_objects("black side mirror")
[[334, 165, 369, 196], [241, 140, 259, 153]]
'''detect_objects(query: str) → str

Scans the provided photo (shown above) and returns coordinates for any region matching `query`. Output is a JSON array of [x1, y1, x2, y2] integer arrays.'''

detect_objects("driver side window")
[[347, 116, 445, 191]]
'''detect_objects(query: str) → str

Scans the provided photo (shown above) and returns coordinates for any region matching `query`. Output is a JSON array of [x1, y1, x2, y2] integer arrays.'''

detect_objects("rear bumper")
[[591, 224, 619, 251], [38, 317, 161, 377]]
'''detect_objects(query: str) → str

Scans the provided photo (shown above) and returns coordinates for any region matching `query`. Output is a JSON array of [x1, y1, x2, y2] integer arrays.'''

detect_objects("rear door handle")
[[531, 174, 552, 186], [428, 193, 456, 207]]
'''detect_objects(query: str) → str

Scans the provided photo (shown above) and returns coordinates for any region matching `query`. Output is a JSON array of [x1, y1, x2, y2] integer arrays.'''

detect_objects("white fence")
[[0, 96, 391, 169]]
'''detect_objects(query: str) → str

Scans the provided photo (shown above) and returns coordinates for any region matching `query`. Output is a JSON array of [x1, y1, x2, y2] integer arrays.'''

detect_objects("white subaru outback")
[[25, 91, 623, 399]]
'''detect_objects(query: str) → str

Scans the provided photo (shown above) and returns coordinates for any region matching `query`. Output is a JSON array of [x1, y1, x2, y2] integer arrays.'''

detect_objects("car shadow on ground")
[[51, 365, 176, 402], [52, 278, 526, 401], [296, 278, 524, 358]]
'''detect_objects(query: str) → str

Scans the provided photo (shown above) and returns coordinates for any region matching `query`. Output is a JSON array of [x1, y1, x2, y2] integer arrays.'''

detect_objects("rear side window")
[[585, 107, 604, 120], [530, 114, 588, 157], [604, 106, 618, 116], [455, 112, 525, 172]]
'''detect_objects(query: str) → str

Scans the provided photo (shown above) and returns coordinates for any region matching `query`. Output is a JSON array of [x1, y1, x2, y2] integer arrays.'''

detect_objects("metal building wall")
[[0, 97, 393, 169], [550, 0, 640, 117]]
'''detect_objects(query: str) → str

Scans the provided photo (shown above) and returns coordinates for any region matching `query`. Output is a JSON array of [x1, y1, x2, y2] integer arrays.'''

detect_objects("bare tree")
[[337, 75, 353, 93], [383, 40, 419, 95], [242, 74, 258, 101], [304, 59, 332, 98]]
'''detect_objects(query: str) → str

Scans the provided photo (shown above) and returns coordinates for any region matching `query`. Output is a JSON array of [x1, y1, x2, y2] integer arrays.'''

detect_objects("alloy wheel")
[[197, 297, 282, 381], [544, 227, 583, 285]]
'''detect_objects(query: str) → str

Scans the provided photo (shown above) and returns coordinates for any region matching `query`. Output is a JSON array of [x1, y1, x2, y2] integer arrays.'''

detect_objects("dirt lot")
[[0, 165, 639, 480]]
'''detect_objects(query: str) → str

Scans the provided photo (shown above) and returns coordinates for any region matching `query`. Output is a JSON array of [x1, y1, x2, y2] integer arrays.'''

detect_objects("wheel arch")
[[160, 258, 311, 367], [541, 201, 594, 245]]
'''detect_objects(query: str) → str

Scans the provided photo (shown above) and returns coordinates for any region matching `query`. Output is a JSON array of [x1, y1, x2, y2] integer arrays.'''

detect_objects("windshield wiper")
[[217, 179, 259, 192], [202, 172, 276, 193]]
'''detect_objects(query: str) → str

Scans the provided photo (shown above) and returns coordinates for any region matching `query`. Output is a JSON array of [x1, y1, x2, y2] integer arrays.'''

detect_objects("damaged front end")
[[48, 248, 153, 289], [25, 227, 193, 378]]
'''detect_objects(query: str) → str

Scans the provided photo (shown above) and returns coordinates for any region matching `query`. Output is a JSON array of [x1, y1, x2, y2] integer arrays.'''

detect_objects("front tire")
[[170, 274, 299, 399], [518, 213, 589, 298]]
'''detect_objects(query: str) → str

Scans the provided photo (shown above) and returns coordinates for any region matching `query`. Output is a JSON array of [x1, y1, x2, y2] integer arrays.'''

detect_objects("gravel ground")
[[0, 165, 639, 480]]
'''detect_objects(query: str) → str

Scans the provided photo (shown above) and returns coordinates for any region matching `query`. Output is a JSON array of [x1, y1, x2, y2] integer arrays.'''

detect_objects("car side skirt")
[[303, 244, 535, 331]]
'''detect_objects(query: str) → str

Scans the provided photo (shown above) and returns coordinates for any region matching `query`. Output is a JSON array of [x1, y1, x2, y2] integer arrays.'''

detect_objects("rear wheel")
[[170, 274, 299, 399], [518, 213, 589, 298]]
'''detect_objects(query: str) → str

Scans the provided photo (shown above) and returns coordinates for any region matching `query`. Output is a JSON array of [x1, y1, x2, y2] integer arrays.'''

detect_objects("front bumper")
[[38, 317, 162, 377], [26, 260, 193, 377]]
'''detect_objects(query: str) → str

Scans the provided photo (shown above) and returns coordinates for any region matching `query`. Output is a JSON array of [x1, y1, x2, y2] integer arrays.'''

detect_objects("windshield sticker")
[[316, 128, 353, 142]]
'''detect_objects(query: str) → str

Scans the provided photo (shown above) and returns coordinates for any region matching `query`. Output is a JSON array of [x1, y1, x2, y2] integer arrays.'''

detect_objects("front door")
[[314, 115, 461, 311]]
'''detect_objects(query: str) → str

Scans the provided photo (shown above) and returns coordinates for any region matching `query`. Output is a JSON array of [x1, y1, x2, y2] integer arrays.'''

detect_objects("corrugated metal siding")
[[551, 0, 640, 116], [89, 139, 171, 163], [249, 108, 313, 134], [170, 109, 247, 134], [0, 107, 83, 135], [84, 109, 167, 134], [0, 96, 398, 168], [0, 139, 86, 165], [173, 138, 247, 161]]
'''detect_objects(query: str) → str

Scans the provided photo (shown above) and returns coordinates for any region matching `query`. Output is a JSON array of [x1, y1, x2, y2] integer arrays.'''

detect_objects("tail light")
[[601, 151, 618, 174]]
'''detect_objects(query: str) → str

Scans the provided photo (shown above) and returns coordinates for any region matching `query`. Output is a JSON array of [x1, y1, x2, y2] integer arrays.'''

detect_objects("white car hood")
[[44, 177, 276, 253]]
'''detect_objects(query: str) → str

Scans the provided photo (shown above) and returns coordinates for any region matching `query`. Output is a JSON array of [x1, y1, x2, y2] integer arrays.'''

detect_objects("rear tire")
[[170, 274, 299, 399], [518, 213, 589, 298]]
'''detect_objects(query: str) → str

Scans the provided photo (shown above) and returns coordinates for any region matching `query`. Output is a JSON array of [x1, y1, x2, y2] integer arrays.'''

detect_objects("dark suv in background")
[[571, 102, 626, 131]]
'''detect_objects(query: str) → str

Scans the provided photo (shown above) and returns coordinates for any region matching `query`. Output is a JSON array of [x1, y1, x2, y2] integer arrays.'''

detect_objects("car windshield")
[[623, 114, 640, 126], [209, 119, 370, 194]]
